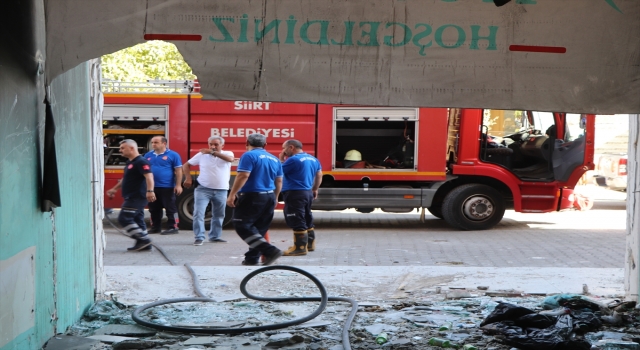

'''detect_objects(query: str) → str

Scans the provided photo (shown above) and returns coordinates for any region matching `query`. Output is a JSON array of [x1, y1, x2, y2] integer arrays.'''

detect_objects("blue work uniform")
[[282, 152, 321, 231], [144, 149, 182, 187], [233, 148, 283, 264], [144, 149, 182, 231]]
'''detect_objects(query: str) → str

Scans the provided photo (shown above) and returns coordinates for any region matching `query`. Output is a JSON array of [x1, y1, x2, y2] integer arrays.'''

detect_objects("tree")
[[101, 41, 196, 83]]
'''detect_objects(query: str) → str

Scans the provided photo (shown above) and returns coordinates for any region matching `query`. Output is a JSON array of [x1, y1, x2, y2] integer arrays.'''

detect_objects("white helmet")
[[344, 149, 362, 161]]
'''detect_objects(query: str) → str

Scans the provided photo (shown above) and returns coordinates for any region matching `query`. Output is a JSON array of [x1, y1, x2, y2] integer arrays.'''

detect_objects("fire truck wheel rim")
[[462, 195, 494, 221]]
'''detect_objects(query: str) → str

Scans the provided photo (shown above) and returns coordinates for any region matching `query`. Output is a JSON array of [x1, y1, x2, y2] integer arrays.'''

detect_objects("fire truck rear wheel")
[[441, 184, 505, 230], [177, 190, 234, 230]]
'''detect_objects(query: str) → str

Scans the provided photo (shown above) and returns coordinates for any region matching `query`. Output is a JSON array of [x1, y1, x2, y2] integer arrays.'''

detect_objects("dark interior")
[[103, 121, 158, 166], [335, 121, 416, 169], [480, 129, 555, 180]]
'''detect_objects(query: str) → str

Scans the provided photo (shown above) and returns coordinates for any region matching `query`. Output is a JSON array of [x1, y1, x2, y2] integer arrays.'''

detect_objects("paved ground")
[[104, 185, 627, 269], [102, 185, 629, 303]]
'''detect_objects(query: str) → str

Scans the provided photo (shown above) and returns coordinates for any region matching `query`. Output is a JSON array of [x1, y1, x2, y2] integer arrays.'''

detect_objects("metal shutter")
[[335, 108, 418, 121], [103, 105, 168, 121]]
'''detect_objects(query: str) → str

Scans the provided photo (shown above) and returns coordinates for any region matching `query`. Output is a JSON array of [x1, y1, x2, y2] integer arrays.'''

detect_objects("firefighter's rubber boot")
[[260, 231, 271, 264], [307, 228, 316, 252], [283, 230, 308, 256]]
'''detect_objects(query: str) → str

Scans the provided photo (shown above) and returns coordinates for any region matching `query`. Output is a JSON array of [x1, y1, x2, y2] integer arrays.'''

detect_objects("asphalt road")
[[103, 185, 627, 269]]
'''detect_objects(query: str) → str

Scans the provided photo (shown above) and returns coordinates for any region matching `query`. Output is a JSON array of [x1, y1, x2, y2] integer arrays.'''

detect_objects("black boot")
[[307, 228, 316, 252], [128, 233, 152, 251], [127, 238, 152, 251], [283, 230, 308, 256]]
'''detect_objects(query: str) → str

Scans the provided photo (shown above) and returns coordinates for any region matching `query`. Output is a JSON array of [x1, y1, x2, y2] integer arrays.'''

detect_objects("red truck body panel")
[[103, 94, 190, 209], [102, 87, 595, 230], [189, 99, 317, 163]]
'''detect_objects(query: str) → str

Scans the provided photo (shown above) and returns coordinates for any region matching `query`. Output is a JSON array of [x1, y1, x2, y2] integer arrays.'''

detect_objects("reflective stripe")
[[245, 234, 266, 248], [249, 239, 266, 249], [124, 224, 143, 235]]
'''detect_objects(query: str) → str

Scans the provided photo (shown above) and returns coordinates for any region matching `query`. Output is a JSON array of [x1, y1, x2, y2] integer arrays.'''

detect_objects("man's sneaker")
[[161, 228, 179, 235], [148, 228, 161, 234], [194, 239, 204, 246], [262, 249, 283, 266], [208, 238, 227, 243], [127, 239, 152, 251], [241, 260, 259, 266]]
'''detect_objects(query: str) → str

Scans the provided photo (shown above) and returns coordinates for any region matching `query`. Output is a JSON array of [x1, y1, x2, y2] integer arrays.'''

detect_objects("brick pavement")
[[104, 204, 625, 268]]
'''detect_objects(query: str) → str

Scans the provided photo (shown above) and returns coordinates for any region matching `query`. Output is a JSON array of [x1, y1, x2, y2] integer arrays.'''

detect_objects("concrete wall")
[[0, 1, 95, 349], [626, 115, 640, 300]]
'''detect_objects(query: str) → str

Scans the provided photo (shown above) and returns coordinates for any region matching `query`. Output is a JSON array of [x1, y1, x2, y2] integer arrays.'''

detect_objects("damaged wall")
[[626, 115, 640, 300], [48, 62, 96, 334], [0, 1, 95, 349]]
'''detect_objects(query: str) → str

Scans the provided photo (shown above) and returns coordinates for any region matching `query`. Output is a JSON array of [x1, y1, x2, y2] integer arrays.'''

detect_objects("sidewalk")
[[105, 265, 624, 305]]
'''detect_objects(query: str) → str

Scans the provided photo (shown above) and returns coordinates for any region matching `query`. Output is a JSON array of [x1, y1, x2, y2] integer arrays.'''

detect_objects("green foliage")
[[101, 41, 196, 82]]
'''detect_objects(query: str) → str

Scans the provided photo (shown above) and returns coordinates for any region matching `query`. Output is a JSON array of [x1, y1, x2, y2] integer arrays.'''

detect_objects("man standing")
[[183, 136, 234, 246], [106, 139, 156, 251], [144, 136, 183, 235], [226, 133, 283, 266], [278, 139, 322, 256]]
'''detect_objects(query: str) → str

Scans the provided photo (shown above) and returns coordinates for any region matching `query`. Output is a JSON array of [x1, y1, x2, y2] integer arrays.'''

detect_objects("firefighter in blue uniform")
[[278, 139, 322, 256], [226, 133, 283, 266]]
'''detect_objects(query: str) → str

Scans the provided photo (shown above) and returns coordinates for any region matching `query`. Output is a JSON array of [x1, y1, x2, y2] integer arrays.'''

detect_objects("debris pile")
[[478, 294, 640, 350], [47, 288, 640, 350]]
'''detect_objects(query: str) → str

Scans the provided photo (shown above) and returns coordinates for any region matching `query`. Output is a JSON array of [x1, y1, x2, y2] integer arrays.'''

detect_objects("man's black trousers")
[[118, 197, 148, 239], [232, 192, 279, 263], [282, 190, 314, 231], [148, 187, 178, 230]]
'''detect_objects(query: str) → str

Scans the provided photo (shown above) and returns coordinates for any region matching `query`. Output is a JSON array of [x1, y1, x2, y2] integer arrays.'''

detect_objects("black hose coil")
[[132, 265, 357, 349]]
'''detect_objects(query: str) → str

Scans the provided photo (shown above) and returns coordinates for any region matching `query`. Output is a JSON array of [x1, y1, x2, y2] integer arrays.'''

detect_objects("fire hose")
[[104, 212, 358, 349]]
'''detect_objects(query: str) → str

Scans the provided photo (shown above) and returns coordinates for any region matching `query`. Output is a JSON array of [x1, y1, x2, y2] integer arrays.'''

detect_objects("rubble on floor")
[[54, 282, 640, 350]]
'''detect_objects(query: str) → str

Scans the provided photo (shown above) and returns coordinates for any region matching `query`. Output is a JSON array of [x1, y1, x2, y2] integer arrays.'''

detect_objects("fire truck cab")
[[102, 81, 594, 231]]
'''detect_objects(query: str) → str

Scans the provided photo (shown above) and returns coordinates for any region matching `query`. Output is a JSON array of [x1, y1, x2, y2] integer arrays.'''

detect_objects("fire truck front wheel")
[[176, 190, 234, 230], [442, 184, 505, 230], [427, 206, 443, 219]]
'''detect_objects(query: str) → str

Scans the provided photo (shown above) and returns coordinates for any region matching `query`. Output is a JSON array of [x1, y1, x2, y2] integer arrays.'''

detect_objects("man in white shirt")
[[183, 136, 234, 245]]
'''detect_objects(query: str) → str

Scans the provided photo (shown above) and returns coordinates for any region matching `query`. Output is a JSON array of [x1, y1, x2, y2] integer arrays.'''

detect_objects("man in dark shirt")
[[226, 133, 283, 266], [107, 139, 156, 251]]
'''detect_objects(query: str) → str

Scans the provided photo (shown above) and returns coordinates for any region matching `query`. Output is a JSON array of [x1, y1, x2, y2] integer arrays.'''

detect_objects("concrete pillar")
[[90, 58, 106, 300], [625, 114, 640, 300]]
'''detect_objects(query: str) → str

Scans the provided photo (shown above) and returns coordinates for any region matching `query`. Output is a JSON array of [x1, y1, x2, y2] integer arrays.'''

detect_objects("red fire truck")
[[102, 81, 595, 231]]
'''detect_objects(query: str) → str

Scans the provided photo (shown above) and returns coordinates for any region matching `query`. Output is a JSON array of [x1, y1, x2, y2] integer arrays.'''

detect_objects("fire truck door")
[[551, 114, 591, 182]]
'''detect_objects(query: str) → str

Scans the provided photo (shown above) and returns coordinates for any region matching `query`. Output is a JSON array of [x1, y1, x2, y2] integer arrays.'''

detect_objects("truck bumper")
[[558, 188, 575, 210]]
